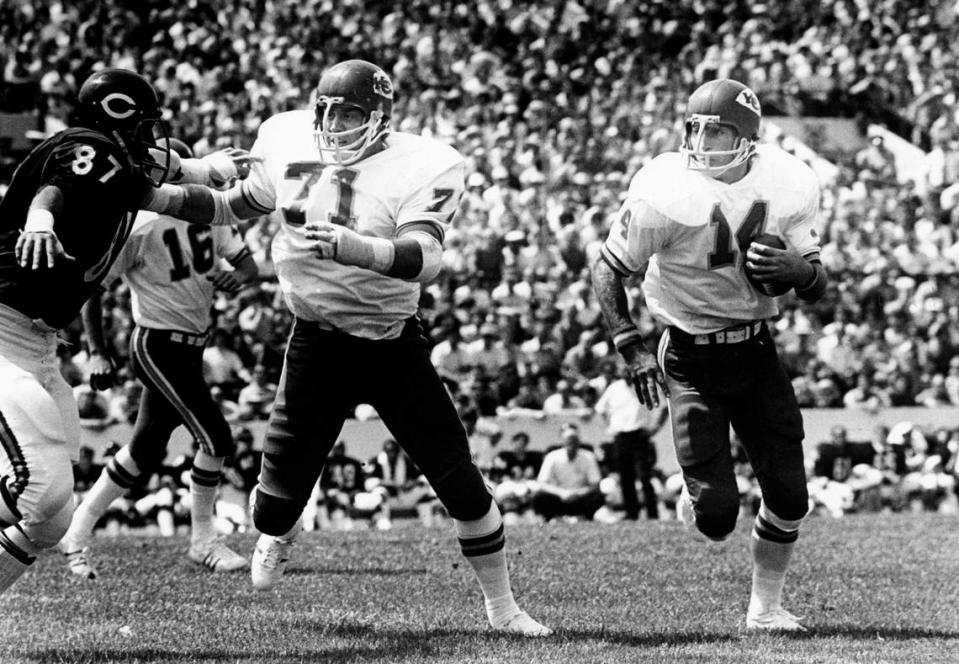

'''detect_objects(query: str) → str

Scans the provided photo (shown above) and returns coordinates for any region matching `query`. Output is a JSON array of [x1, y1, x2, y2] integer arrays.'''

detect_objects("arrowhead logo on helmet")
[[372, 71, 394, 100], [735, 89, 761, 116]]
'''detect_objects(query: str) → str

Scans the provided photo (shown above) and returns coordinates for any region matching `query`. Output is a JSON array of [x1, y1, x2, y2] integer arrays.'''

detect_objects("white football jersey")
[[601, 144, 822, 334], [241, 110, 465, 340], [106, 212, 250, 334]]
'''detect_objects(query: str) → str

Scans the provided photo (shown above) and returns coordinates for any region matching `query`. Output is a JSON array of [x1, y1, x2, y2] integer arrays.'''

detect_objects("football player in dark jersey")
[[0, 69, 251, 596]]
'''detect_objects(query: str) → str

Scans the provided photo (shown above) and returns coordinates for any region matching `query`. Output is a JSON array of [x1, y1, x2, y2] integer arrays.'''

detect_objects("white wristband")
[[24, 208, 55, 233]]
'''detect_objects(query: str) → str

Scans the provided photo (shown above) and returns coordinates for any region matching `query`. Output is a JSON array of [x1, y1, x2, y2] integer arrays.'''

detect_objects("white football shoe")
[[251, 532, 296, 590], [746, 606, 806, 632], [492, 611, 553, 637], [62, 547, 98, 580], [188, 537, 248, 573], [677, 482, 696, 528], [59, 530, 98, 580]]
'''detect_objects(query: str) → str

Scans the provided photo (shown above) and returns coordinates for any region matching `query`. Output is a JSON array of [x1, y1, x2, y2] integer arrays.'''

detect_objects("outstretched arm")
[[591, 257, 669, 409], [141, 184, 264, 226]]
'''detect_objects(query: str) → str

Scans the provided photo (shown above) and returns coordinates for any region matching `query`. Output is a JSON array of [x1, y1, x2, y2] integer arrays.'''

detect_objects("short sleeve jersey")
[[105, 212, 251, 334], [0, 128, 148, 328], [601, 145, 822, 334], [239, 110, 465, 340]]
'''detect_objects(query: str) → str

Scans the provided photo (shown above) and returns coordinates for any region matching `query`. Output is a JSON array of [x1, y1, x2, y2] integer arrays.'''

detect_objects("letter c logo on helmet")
[[99, 92, 138, 120]]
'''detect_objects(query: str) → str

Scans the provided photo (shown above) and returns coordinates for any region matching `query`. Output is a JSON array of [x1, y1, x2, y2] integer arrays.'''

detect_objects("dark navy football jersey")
[[0, 127, 149, 329]]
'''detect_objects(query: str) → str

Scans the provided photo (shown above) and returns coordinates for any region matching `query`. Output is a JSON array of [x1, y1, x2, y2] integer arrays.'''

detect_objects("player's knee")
[[430, 460, 491, 521], [208, 424, 236, 458], [127, 441, 166, 474], [252, 489, 303, 536], [695, 500, 739, 541], [26, 456, 74, 524], [23, 498, 74, 549]]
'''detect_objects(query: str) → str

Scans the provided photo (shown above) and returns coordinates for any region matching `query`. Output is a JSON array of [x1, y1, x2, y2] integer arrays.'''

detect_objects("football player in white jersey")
[[141, 60, 550, 637], [58, 138, 259, 579], [592, 79, 828, 632]]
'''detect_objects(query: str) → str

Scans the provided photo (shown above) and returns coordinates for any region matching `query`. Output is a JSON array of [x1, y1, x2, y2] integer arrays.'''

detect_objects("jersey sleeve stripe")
[[601, 245, 632, 276], [239, 183, 274, 214], [397, 219, 445, 243]]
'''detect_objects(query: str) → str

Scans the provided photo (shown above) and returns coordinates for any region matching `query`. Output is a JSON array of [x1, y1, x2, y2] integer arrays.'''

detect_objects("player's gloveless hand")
[[88, 352, 118, 391], [15, 230, 76, 269], [745, 242, 810, 285], [621, 344, 669, 409], [207, 270, 244, 294]]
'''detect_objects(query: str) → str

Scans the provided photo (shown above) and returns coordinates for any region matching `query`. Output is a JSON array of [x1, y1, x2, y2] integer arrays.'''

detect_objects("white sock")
[[454, 501, 520, 627], [750, 502, 801, 613], [68, 446, 141, 545], [190, 451, 224, 544], [0, 525, 39, 595]]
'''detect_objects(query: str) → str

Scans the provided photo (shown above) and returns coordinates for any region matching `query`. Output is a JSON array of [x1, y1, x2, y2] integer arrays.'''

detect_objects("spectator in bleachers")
[[594, 368, 667, 521], [72, 446, 103, 501], [202, 328, 252, 401], [531, 423, 603, 522], [364, 439, 438, 530], [313, 441, 366, 531], [491, 431, 543, 525], [236, 364, 277, 421]]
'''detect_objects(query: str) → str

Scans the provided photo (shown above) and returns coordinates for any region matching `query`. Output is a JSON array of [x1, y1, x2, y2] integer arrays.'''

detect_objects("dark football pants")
[[659, 325, 808, 539], [127, 327, 234, 470], [256, 317, 491, 533]]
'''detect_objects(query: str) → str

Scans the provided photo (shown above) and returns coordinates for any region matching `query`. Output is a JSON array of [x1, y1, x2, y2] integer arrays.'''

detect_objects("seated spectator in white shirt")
[[541, 379, 590, 416], [203, 328, 251, 400], [531, 423, 604, 521], [236, 364, 277, 421]]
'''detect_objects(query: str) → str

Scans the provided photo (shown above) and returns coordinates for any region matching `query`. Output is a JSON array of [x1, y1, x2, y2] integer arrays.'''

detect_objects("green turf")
[[1, 514, 957, 663]]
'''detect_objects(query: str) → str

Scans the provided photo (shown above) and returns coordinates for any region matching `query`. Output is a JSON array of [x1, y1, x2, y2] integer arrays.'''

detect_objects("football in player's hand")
[[744, 233, 793, 297]]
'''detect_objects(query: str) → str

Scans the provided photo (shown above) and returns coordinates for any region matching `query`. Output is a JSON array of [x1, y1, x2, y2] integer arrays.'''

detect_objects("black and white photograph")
[[0, 1, 956, 662]]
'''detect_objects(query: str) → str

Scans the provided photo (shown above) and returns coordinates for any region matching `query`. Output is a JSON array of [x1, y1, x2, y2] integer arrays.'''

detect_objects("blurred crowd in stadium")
[[3, 0, 959, 531]]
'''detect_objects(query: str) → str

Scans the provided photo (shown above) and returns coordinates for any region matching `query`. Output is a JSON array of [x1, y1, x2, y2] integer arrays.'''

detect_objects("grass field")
[[1, 513, 957, 664]]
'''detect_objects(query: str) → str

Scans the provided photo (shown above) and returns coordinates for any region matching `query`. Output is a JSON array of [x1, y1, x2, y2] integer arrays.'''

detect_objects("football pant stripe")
[[0, 408, 29, 507], [133, 327, 215, 455]]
